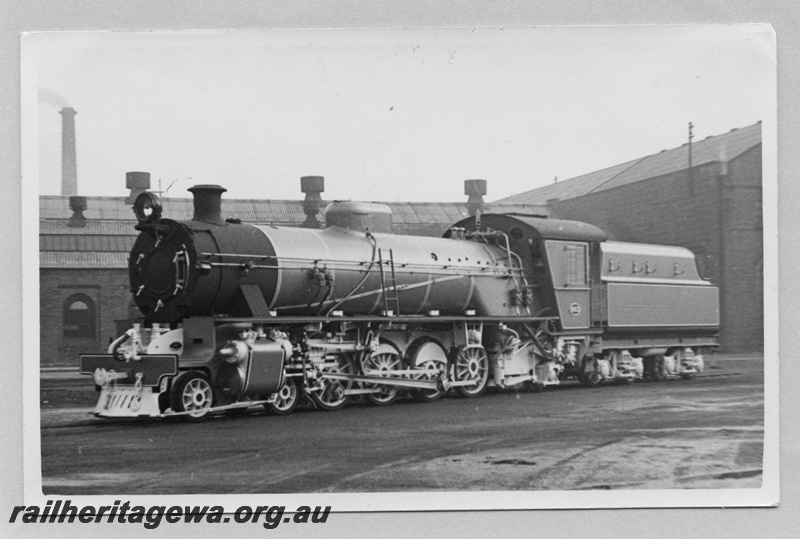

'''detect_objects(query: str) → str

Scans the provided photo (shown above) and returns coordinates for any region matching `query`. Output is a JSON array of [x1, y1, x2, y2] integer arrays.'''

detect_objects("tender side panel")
[[601, 241, 706, 285], [606, 283, 720, 327]]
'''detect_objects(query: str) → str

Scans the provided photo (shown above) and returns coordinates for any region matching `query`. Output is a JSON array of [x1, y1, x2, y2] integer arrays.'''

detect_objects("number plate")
[[95, 386, 160, 417], [102, 387, 143, 411]]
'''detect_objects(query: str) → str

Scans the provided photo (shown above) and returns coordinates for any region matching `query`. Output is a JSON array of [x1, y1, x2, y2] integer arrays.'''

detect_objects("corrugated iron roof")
[[40, 235, 136, 252], [493, 159, 645, 205], [495, 122, 762, 204], [39, 221, 136, 235], [393, 224, 452, 237], [40, 252, 129, 269]]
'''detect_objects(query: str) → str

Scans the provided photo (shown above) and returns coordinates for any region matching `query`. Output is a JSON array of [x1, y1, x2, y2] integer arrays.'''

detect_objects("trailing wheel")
[[410, 360, 445, 403], [170, 371, 214, 422], [266, 376, 300, 415], [362, 348, 402, 406], [310, 354, 353, 411], [453, 346, 489, 398]]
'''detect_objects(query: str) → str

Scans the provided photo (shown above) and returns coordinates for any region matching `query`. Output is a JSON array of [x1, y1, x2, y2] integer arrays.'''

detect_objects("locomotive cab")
[[448, 212, 608, 328]]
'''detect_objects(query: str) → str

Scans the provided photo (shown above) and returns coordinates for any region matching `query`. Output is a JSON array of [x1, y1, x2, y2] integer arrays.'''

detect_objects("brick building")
[[496, 122, 763, 351], [39, 179, 545, 366]]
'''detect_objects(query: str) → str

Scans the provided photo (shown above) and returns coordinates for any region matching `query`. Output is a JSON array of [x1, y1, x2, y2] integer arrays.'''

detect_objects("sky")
[[25, 26, 774, 203]]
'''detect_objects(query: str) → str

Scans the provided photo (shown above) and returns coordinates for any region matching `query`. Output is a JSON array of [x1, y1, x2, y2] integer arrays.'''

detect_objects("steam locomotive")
[[80, 184, 719, 421]]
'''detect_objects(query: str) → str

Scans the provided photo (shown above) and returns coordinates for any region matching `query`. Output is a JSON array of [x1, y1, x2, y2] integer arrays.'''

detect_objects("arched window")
[[63, 294, 96, 339]]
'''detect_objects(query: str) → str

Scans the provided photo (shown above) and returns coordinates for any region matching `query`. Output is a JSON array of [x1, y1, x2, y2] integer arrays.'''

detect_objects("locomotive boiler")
[[80, 184, 719, 421]]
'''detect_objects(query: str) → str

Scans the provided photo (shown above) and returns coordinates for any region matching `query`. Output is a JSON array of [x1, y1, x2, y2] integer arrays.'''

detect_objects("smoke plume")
[[39, 87, 70, 108]]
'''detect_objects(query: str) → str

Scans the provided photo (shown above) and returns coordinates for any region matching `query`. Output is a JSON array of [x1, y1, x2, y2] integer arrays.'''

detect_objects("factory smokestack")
[[59, 107, 78, 196]]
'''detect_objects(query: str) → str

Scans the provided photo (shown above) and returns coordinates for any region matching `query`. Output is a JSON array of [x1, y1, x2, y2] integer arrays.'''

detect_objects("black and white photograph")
[[10, 15, 786, 533]]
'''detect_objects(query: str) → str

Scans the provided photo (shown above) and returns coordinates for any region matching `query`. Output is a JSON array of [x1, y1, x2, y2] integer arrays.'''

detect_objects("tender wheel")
[[362, 348, 402, 406], [453, 346, 489, 398], [309, 354, 353, 411], [170, 371, 214, 422], [651, 355, 668, 382], [410, 360, 445, 403], [581, 372, 602, 388], [266, 376, 300, 416], [680, 372, 697, 380]]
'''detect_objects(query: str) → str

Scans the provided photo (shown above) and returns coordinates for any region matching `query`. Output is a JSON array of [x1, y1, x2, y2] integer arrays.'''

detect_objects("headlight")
[[133, 191, 163, 224]]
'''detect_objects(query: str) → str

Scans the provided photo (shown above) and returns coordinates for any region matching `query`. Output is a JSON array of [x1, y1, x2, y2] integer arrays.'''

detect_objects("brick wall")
[[720, 146, 764, 350], [548, 148, 763, 351], [40, 269, 132, 366]]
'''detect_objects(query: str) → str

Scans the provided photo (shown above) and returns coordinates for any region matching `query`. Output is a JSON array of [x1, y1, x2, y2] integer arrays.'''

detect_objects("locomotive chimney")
[[188, 184, 227, 225], [301, 175, 325, 228], [59, 107, 78, 196], [465, 179, 487, 216], [125, 171, 151, 204], [68, 195, 87, 228]]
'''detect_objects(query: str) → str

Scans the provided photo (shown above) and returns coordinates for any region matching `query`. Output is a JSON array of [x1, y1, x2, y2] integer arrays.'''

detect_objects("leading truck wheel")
[[266, 376, 300, 416], [453, 346, 489, 398], [170, 371, 214, 422]]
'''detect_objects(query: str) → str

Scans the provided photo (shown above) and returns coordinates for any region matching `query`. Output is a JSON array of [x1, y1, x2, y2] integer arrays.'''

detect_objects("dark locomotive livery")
[[80, 184, 719, 421]]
